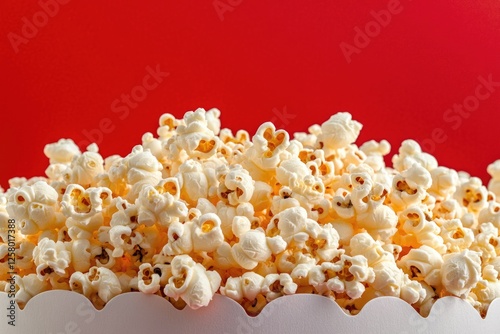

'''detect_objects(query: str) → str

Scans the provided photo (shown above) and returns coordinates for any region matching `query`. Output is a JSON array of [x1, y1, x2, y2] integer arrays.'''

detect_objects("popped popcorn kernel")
[[487, 160, 500, 199], [32, 238, 71, 280], [11, 274, 50, 309], [44, 139, 82, 165], [138, 263, 162, 294], [6, 181, 60, 235], [317, 112, 362, 153], [164, 254, 221, 309], [441, 250, 481, 297]]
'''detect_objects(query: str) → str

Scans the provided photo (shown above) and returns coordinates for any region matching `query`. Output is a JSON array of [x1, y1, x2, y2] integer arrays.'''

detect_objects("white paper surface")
[[2, 291, 500, 334]]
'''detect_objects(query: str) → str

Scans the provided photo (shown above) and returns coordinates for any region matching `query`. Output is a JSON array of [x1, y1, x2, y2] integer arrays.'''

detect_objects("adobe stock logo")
[[270, 106, 296, 129], [45, 301, 96, 334], [7, 0, 72, 54], [77, 64, 169, 149], [213, 0, 243, 21], [339, 0, 408, 64]]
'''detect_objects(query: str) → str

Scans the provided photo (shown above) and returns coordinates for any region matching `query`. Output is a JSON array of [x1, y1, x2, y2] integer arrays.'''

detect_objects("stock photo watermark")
[[223, 298, 277, 334], [7, 0, 72, 54], [5, 219, 17, 327], [339, 0, 409, 64], [419, 74, 500, 154], [46, 301, 96, 334], [404, 299, 445, 334], [270, 106, 296, 129], [77, 64, 169, 149], [213, 0, 243, 21]]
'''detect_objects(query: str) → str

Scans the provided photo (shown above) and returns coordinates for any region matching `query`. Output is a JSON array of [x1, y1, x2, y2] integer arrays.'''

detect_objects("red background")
[[1, 0, 499, 190]]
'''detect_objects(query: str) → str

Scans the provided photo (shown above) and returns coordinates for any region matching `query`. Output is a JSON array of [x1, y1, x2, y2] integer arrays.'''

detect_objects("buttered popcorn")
[[2, 108, 500, 317]]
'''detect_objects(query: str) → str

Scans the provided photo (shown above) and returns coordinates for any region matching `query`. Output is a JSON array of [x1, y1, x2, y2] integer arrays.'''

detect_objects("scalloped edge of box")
[[2, 291, 500, 333]]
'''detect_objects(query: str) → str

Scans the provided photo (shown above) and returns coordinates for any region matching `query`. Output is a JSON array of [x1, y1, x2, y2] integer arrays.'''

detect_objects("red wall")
[[1, 0, 500, 189]]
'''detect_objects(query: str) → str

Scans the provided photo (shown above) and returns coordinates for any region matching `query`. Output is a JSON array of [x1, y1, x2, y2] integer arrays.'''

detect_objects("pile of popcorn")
[[2, 108, 500, 317]]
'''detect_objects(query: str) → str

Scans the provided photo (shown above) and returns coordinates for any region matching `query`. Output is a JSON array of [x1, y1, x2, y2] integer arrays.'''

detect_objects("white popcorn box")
[[2, 291, 500, 333]]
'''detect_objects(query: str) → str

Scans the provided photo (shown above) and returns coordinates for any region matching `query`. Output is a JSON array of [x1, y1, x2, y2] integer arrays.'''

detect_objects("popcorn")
[[204, 108, 222, 135], [441, 250, 481, 297], [249, 180, 273, 212], [2, 108, 500, 317], [433, 198, 464, 220], [399, 206, 446, 254], [138, 263, 162, 294], [266, 206, 313, 244], [371, 258, 423, 303], [329, 219, 355, 245], [61, 184, 112, 222], [32, 238, 71, 281], [12, 274, 50, 309], [413, 282, 438, 317], [220, 272, 265, 302], [455, 176, 488, 213], [192, 213, 224, 253], [231, 228, 286, 270], [392, 140, 437, 172], [242, 122, 290, 176], [317, 112, 362, 154], [471, 265, 500, 316], [349, 232, 392, 266], [352, 173, 398, 241], [262, 273, 297, 301], [142, 132, 166, 164], [439, 219, 474, 252], [175, 160, 209, 206], [219, 128, 250, 145], [87, 266, 122, 307], [157, 113, 183, 139], [169, 108, 221, 160], [44, 139, 82, 165], [0, 244, 10, 280], [309, 254, 374, 299], [487, 160, 500, 198], [111, 145, 163, 201], [69, 271, 94, 299], [429, 167, 459, 200], [6, 181, 60, 235], [332, 188, 355, 219], [67, 147, 104, 187], [301, 149, 336, 187], [93, 246, 116, 269], [217, 164, 255, 206], [270, 186, 301, 217], [309, 197, 331, 223], [399, 245, 443, 287], [108, 198, 137, 227], [389, 164, 432, 210], [136, 180, 188, 228], [470, 223, 500, 264], [478, 200, 500, 228], [290, 261, 317, 286], [305, 223, 342, 262], [275, 158, 325, 202], [69, 238, 97, 272], [164, 254, 221, 309], [399, 275, 426, 305], [359, 139, 390, 172], [109, 225, 143, 258], [162, 221, 193, 255]]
